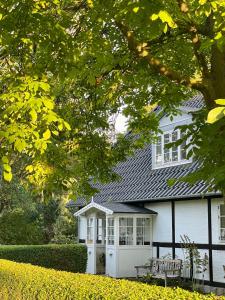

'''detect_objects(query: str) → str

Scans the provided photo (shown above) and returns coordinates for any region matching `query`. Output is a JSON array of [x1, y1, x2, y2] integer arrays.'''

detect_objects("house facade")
[[68, 95, 225, 288]]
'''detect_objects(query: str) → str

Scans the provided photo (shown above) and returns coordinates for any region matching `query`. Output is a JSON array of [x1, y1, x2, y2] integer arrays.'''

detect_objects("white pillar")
[[86, 213, 97, 274]]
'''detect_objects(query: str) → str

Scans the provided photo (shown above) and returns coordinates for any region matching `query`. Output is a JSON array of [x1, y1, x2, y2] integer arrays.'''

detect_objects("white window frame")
[[136, 218, 151, 246], [153, 129, 192, 169], [219, 204, 225, 243], [119, 217, 133, 246], [107, 218, 115, 245], [87, 217, 94, 244]]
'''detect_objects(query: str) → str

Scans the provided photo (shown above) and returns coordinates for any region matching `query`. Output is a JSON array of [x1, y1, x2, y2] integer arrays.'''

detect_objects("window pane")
[[221, 216, 225, 228], [127, 218, 133, 226], [221, 229, 225, 241], [219, 205, 225, 241], [171, 131, 178, 162], [172, 147, 178, 161], [180, 131, 187, 160], [97, 219, 103, 241], [87, 217, 93, 243], [119, 217, 133, 245], [108, 218, 114, 245], [172, 131, 178, 142], [136, 218, 150, 246], [221, 205, 225, 216], [164, 133, 170, 144], [164, 134, 170, 163], [164, 149, 170, 163], [119, 218, 126, 226], [156, 136, 162, 164]]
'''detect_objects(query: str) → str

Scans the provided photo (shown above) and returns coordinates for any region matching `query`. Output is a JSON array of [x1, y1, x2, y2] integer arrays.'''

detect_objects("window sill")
[[152, 160, 192, 170]]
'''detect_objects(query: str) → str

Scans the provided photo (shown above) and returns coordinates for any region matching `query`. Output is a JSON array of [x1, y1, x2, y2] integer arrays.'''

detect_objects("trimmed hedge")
[[0, 260, 224, 300], [0, 244, 87, 273]]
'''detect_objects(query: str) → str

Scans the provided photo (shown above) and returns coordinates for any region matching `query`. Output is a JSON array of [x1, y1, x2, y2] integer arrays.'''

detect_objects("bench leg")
[[165, 275, 167, 287]]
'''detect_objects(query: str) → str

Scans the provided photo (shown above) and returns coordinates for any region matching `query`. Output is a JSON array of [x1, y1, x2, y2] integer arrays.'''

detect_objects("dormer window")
[[154, 129, 190, 168]]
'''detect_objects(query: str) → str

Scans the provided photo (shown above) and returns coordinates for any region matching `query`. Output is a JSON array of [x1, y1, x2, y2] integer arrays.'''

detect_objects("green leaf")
[[40, 82, 50, 92], [30, 109, 37, 122], [3, 164, 11, 173], [43, 99, 54, 110], [151, 14, 159, 21], [2, 156, 9, 164], [52, 130, 59, 136], [3, 171, 12, 182], [207, 107, 225, 124], [58, 123, 63, 131], [133, 7, 139, 13], [215, 99, 225, 106], [64, 121, 71, 130], [43, 129, 51, 140], [14, 139, 27, 153]]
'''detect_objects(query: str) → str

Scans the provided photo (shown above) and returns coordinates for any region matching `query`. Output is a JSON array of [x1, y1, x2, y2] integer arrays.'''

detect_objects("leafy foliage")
[[0, 259, 223, 300], [0, 244, 87, 273], [0, 175, 77, 245], [1, 0, 225, 195], [0, 209, 44, 245]]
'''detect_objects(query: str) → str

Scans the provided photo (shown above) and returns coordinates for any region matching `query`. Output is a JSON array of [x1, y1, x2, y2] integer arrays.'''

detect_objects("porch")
[[74, 201, 157, 277]]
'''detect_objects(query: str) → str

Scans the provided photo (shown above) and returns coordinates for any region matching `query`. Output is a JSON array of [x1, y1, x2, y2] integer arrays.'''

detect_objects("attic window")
[[154, 129, 189, 168]]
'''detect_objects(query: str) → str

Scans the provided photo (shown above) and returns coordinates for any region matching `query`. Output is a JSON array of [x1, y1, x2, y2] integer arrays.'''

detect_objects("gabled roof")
[[100, 202, 157, 214], [67, 95, 221, 209], [74, 201, 157, 216]]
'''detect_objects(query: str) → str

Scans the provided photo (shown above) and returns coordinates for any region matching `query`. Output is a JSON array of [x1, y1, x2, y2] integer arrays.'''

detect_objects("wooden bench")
[[135, 258, 182, 287]]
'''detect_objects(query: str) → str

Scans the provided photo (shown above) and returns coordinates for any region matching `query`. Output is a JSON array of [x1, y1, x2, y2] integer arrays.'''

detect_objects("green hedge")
[[0, 244, 87, 273], [0, 260, 224, 300]]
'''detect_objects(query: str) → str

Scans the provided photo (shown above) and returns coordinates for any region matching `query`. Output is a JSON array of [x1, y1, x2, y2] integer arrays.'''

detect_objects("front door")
[[96, 217, 106, 274]]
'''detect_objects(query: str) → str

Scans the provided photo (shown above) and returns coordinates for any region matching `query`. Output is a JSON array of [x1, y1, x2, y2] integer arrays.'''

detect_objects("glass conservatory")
[[74, 201, 157, 277]]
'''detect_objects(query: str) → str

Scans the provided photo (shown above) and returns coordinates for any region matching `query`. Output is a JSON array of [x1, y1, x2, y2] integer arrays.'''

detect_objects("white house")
[[68, 95, 225, 288]]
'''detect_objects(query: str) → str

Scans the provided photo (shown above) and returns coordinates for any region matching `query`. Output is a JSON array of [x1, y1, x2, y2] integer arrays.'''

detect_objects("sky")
[[115, 113, 127, 133]]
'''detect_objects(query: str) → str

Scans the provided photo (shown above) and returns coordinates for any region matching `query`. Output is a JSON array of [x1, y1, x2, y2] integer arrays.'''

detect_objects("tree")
[[0, 0, 132, 198], [64, 0, 225, 192], [1, 0, 225, 197]]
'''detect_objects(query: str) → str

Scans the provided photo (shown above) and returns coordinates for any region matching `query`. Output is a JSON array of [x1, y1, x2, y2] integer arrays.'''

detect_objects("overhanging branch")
[[116, 21, 205, 93]]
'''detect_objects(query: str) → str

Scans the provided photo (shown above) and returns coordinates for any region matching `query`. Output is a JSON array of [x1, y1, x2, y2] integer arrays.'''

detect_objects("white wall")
[[212, 250, 225, 282], [117, 247, 152, 277], [145, 198, 225, 284], [175, 199, 208, 243], [159, 111, 192, 130], [146, 202, 172, 242]]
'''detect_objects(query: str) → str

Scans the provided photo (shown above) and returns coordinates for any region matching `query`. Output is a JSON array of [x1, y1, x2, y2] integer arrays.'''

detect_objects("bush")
[[0, 244, 87, 273], [0, 209, 44, 245], [0, 260, 223, 300]]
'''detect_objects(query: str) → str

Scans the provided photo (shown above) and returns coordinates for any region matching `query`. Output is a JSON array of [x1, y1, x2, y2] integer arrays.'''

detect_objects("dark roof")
[[181, 94, 204, 109], [100, 202, 157, 214], [67, 95, 220, 209]]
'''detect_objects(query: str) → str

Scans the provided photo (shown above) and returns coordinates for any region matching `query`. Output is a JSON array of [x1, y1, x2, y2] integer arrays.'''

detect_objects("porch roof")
[[74, 201, 157, 217]]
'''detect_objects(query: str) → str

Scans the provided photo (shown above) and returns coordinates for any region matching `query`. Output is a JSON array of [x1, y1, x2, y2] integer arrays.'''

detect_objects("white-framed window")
[[107, 218, 114, 245], [97, 218, 106, 244], [87, 217, 94, 244], [136, 218, 151, 245], [219, 204, 225, 242], [154, 129, 190, 168], [119, 217, 133, 245]]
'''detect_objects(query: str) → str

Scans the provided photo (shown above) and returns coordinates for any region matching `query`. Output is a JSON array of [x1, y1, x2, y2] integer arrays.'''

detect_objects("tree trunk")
[[210, 44, 225, 100]]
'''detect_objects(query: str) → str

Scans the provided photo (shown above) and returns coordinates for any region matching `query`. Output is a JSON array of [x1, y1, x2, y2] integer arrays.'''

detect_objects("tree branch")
[[116, 21, 205, 93], [190, 30, 210, 78]]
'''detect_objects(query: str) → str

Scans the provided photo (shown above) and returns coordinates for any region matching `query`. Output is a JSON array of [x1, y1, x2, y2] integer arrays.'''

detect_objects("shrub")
[[0, 209, 44, 245], [0, 244, 87, 273], [0, 260, 224, 300]]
